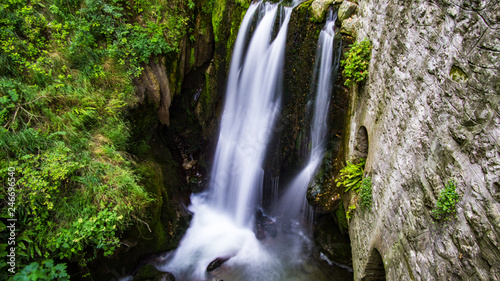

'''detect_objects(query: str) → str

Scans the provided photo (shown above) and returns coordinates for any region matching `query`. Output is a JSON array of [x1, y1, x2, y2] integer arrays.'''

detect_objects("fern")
[[336, 159, 366, 192]]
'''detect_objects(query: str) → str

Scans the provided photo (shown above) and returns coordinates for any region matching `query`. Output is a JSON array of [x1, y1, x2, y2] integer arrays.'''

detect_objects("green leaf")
[[35, 244, 42, 257]]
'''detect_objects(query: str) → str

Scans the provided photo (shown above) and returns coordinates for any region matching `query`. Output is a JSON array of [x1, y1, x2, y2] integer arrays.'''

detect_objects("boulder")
[[340, 15, 359, 37], [310, 0, 338, 23], [338, 0, 357, 22]]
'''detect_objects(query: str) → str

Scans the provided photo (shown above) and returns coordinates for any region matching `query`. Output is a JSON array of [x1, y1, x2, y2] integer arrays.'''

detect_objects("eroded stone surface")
[[346, 0, 500, 280]]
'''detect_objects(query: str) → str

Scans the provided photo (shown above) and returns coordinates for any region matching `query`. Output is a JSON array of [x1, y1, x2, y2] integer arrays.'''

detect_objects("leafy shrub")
[[432, 180, 459, 221], [0, 0, 185, 270], [341, 39, 372, 87], [336, 159, 366, 192]]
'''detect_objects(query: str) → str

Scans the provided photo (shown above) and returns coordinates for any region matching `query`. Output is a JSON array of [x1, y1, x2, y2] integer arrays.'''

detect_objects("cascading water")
[[153, 4, 348, 281], [159, 2, 294, 280], [276, 10, 341, 223], [210, 1, 292, 226]]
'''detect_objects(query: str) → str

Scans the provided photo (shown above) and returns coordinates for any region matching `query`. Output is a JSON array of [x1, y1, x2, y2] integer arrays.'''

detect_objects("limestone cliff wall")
[[345, 0, 500, 280]]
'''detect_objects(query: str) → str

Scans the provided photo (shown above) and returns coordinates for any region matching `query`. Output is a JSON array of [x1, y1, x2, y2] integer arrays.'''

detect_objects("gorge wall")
[[344, 0, 500, 279], [96, 0, 500, 279]]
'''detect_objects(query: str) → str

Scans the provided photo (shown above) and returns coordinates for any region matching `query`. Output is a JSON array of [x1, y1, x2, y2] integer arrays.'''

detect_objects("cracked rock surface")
[[345, 0, 500, 280]]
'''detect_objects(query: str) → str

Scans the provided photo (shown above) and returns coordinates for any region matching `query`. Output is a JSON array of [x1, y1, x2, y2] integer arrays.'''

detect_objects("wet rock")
[[254, 210, 278, 239], [314, 215, 352, 266], [207, 257, 231, 272], [255, 222, 266, 240]]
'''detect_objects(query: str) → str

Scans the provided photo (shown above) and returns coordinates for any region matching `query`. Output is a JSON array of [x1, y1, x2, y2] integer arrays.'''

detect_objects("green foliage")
[[341, 39, 372, 87], [12, 259, 69, 281], [359, 177, 372, 210], [336, 160, 372, 219], [201, 0, 214, 14], [336, 159, 366, 193], [335, 201, 349, 231], [49, 208, 123, 263], [0, 0, 191, 271], [345, 204, 356, 220], [432, 180, 459, 221]]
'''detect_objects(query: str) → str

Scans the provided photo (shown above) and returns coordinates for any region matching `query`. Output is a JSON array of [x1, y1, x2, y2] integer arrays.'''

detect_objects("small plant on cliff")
[[345, 203, 356, 220], [359, 177, 372, 210], [432, 180, 459, 221], [341, 39, 372, 87], [336, 159, 366, 192]]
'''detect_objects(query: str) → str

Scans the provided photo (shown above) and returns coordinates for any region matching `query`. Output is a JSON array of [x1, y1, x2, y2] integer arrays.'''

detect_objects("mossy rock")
[[132, 264, 175, 281], [314, 214, 352, 266], [310, 0, 336, 23]]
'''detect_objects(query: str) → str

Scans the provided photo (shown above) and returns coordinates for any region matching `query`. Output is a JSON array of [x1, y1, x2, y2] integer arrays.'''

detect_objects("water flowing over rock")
[[345, 0, 500, 279], [158, 2, 307, 280], [209, 2, 293, 226], [277, 10, 342, 223]]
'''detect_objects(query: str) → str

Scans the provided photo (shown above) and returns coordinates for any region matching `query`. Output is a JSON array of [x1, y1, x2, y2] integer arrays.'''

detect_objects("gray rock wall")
[[345, 0, 500, 280]]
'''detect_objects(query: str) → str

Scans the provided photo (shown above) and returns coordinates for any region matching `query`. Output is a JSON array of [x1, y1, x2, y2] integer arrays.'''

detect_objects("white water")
[[276, 11, 340, 223], [160, 2, 294, 280], [210, 2, 292, 226], [157, 4, 345, 281]]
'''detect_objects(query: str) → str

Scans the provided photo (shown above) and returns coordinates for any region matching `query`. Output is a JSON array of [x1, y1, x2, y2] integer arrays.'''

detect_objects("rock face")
[[135, 57, 172, 126], [345, 0, 500, 280]]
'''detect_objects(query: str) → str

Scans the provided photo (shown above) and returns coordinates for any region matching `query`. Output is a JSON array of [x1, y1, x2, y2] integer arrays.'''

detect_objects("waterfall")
[[156, 4, 348, 281], [276, 10, 341, 223], [160, 2, 294, 279], [210, 2, 293, 226]]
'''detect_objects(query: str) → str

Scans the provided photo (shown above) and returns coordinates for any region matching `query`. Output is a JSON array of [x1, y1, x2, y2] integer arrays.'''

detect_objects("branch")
[[131, 214, 152, 233], [4, 106, 20, 130]]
